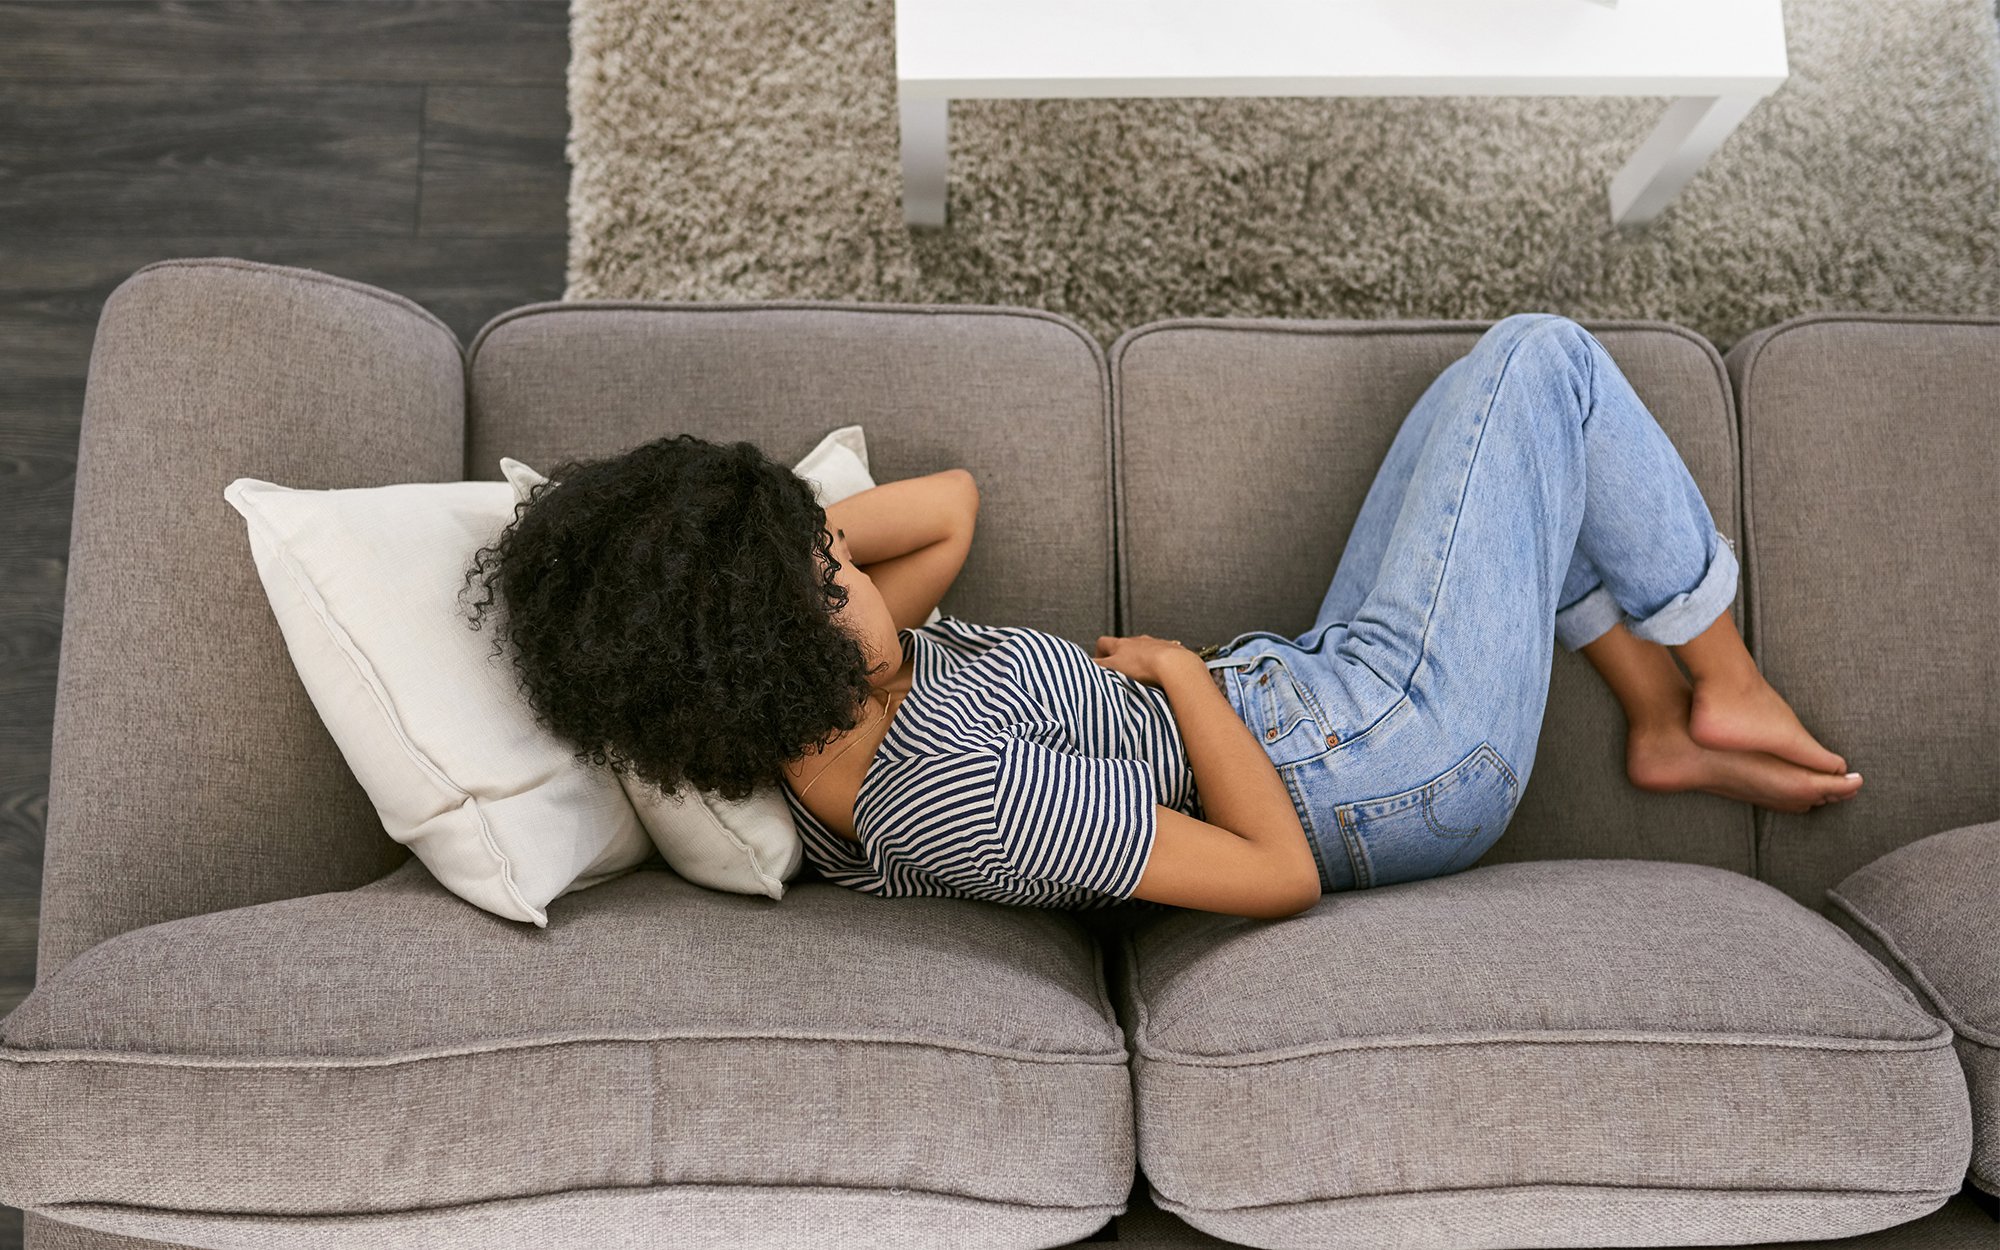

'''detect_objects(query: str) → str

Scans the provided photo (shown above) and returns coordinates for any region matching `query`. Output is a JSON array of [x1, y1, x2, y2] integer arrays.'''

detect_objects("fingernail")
[[1845, 772, 1861, 780]]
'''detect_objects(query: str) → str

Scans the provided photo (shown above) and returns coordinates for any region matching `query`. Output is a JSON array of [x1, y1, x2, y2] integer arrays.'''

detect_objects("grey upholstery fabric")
[[1, 857, 1133, 1244], [22, 1222, 181, 1250], [1114, 858, 1971, 1248], [25, 1185, 1123, 1250], [465, 301, 1115, 647], [1112, 319, 1753, 874], [33, 1195, 1997, 1250], [1725, 313, 2000, 910], [36, 258, 463, 982], [16, 262, 1993, 1250], [1828, 821, 2000, 1199]]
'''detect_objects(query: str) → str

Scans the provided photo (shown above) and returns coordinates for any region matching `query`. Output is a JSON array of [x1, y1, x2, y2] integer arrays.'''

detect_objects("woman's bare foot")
[[1687, 673, 1847, 776], [1667, 608, 1851, 777], [1581, 616, 1860, 813], [1627, 707, 1862, 814]]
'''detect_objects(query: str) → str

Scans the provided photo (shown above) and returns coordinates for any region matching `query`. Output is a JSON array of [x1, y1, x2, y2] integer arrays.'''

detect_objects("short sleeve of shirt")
[[989, 734, 1161, 900]]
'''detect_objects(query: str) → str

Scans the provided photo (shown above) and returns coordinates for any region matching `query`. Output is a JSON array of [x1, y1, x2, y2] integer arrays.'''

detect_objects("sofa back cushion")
[[1726, 314, 2000, 910], [465, 303, 1115, 645], [1112, 319, 1753, 875]]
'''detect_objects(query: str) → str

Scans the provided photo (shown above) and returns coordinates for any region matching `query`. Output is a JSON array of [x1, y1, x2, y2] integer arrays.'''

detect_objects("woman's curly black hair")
[[458, 433, 886, 802]]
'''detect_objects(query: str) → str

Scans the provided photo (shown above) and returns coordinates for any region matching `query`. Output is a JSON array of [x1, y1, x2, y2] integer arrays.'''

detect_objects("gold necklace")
[[795, 686, 903, 800]]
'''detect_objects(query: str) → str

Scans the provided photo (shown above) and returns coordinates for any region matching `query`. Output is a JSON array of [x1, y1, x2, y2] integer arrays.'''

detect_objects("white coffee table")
[[894, 0, 1787, 228]]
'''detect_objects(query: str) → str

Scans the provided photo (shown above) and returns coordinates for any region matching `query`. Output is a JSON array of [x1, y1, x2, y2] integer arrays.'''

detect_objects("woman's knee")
[[1481, 311, 1589, 356], [1481, 315, 1596, 414]]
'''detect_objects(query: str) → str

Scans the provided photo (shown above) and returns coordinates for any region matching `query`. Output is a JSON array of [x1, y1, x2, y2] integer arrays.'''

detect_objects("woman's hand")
[[1091, 634, 1196, 688]]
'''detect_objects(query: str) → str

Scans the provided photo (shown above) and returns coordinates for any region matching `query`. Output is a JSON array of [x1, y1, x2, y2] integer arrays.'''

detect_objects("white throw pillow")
[[222, 476, 657, 927], [500, 424, 937, 900]]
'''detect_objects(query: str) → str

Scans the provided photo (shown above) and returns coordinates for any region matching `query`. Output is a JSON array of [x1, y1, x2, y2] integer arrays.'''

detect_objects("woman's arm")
[[824, 468, 979, 632], [1091, 636, 1320, 918], [1134, 651, 1321, 916], [824, 468, 975, 565]]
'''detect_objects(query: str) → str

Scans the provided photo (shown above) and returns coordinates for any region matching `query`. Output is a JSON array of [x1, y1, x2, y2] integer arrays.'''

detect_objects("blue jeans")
[[1202, 313, 1739, 894]]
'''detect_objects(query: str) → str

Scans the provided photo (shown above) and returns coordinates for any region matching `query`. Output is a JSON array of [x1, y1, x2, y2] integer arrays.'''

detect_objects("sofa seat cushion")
[[1828, 820, 2000, 1199], [1114, 858, 1972, 1250], [0, 858, 1133, 1244]]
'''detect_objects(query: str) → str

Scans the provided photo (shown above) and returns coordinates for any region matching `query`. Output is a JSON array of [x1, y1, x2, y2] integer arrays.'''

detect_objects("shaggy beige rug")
[[565, 0, 2000, 352]]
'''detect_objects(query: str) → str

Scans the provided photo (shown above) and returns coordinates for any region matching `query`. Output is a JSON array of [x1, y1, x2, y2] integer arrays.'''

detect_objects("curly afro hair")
[[458, 432, 886, 803]]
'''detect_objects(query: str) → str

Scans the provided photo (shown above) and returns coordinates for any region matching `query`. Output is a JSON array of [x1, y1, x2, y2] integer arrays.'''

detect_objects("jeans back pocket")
[[1336, 741, 1520, 888]]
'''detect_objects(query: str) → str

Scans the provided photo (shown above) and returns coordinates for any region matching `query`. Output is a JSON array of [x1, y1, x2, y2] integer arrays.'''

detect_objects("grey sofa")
[[1, 257, 1994, 1250]]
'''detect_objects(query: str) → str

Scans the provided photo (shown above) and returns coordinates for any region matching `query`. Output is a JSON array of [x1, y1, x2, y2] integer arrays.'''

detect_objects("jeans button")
[[1265, 728, 1278, 741], [1325, 732, 1340, 746], [1259, 673, 1270, 685]]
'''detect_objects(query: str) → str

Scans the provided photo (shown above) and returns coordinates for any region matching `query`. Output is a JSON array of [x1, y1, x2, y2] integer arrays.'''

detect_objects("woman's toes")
[[1713, 751, 1858, 813], [1812, 773, 1863, 807], [1626, 717, 1864, 815]]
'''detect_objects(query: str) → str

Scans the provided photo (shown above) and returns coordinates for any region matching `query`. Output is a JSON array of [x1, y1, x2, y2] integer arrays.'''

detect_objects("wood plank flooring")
[[0, 4, 571, 1243]]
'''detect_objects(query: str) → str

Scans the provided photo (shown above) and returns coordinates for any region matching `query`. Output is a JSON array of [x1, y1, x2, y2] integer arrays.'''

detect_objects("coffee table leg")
[[900, 95, 949, 227], [1608, 92, 1763, 226]]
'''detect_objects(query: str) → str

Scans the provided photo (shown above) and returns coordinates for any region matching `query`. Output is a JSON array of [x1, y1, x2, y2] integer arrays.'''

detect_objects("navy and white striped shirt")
[[783, 615, 1207, 908]]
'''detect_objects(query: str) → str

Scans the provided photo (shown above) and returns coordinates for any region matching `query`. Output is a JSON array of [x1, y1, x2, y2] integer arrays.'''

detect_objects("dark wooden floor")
[[0, 3, 572, 1243]]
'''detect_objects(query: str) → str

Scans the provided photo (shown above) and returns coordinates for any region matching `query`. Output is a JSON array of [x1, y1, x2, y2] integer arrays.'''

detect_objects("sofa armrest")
[[1826, 820, 2000, 1201], [39, 258, 466, 983]]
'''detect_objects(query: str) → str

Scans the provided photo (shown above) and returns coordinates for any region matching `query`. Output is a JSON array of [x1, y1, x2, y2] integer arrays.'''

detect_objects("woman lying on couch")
[[463, 313, 1860, 922]]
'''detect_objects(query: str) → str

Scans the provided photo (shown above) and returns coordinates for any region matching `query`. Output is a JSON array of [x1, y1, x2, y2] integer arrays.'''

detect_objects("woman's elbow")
[[1259, 883, 1323, 921]]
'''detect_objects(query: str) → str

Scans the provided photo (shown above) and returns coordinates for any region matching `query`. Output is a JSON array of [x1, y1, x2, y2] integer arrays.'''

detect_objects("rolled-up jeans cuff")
[[1554, 583, 1624, 652], [1628, 534, 1741, 646]]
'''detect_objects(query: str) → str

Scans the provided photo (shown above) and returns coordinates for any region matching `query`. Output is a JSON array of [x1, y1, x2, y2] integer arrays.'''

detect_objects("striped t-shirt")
[[782, 615, 1207, 908]]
